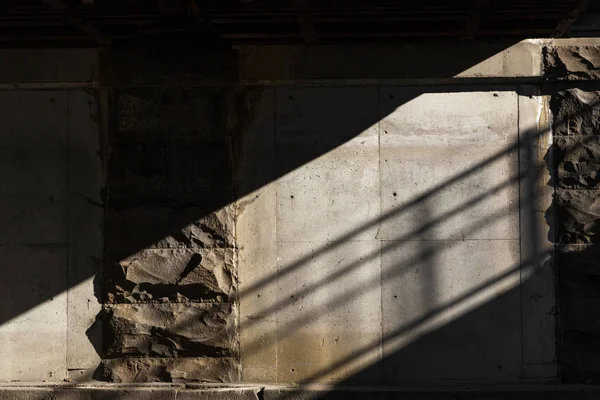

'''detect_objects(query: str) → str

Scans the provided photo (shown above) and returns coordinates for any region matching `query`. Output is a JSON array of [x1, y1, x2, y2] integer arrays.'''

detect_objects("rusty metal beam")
[[552, 0, 590, 37], [41, 0, 108, 43]]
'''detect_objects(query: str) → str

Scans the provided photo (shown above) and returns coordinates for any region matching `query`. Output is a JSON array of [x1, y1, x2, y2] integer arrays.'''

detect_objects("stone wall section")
[[99, 87, 239, 382], [545, 42, 600, 382]]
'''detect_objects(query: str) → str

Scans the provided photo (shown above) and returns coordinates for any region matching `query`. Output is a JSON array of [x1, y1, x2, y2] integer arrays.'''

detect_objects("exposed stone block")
[[105, 206, 234, 261], [103, 303, 237, 358], [550, 89, 600, 137], [544, 46, 600, 81], [555, 189, 600, 244], [105, 248, 235, 303], [98, 357, 239, 383], [555, 137, 600, 189]]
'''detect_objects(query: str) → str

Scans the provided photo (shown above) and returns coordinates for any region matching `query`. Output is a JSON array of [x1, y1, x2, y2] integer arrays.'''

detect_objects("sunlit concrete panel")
[[66, 91, 104, 378], [275, 87, 380, 242], [381, 239, 521, 382], [379, 89, 519, 241], [276, 239, 381, 383], [0, 246, 67, 381], [238, 89, 279, 382]]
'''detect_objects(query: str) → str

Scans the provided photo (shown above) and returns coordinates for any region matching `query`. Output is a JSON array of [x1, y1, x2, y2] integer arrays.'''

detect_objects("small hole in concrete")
[[393, 295, 397, 299], [257, 294, 261, 297], [290, 195, 294, 199], [291, 369, 295, 372], [493, 93, 499, 97], [393, 192, 397, 197]]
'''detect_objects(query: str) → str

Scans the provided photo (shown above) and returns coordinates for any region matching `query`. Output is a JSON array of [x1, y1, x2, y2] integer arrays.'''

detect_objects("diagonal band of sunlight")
[[240, 97, 596, 364], [242, 194, 524, 356], [275, 255, 542, 397], [240, 167, 525, 332], [237, 94, 588, 302]]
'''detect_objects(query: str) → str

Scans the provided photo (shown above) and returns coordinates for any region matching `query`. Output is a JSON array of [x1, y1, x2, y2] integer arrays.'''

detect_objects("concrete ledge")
[[1, 384, 600, 400], [1, 39, 600, 89]]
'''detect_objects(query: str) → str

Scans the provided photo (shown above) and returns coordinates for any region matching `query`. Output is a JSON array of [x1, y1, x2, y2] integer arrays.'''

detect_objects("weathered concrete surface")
[[236, 85, 551, 384], [379, 89, 519, 241], [518, 88, 555, 378], [0, 49, 98, 86], [237, 40, 544, 83], [381, 240, 521, 382], [236, 89, 278, 383], [0, 88, 104, 381]]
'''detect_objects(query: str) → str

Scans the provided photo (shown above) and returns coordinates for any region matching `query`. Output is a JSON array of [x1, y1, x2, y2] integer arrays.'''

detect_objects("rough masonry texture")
[[102, 85, 238, 383], [551, 87, 600, 382], [545, 42, 600, 382]]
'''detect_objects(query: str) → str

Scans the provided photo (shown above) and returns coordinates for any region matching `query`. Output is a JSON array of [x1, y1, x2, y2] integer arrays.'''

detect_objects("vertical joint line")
[[65, 91, 71, 379]]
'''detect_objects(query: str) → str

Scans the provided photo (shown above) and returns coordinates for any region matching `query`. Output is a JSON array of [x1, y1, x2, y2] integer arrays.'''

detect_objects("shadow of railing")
[[236, 92, 600, 388]]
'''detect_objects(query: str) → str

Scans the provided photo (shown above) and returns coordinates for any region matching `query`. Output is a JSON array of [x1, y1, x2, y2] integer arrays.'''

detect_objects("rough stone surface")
[[553, 88, 600, 382], [98, 358, 239, 383], [555, 137, 600, 189], [105, 249, 235, 303], [555, 189, 600, 245], [100, 85, 238, 383], [105, 207, 234, 262], [550, 89, 600, 137], [103, 303, 237, 358], [544, 46, 600, 81]]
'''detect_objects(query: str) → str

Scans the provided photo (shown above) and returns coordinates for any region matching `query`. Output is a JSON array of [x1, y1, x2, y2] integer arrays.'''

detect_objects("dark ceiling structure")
[[0, 0, 598, 47]]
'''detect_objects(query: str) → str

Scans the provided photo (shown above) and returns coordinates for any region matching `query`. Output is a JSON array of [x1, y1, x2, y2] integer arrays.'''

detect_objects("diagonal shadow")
[[0, 39, 597, 382], [236, 90, 599, 387], [237, 95, 598, 348]]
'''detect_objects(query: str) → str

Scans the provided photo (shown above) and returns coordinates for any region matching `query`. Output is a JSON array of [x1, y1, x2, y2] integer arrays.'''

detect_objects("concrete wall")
[[0, 50, 103, 381], [0, 40, 598, 386], [237, 85, 555, 384]]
